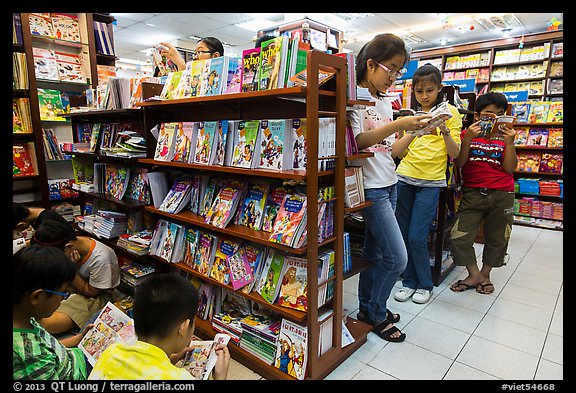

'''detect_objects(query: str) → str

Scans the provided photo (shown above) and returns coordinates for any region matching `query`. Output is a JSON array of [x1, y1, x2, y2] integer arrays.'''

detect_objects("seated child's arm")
[[211, 343, 230, 380], [70, 273, 101, 298]]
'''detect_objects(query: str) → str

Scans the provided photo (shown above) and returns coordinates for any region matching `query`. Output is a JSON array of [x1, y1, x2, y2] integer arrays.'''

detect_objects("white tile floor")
[[226, 224, 563, 380]]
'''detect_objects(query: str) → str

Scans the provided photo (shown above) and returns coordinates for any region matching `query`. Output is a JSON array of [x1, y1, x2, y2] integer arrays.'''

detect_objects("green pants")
[[450, 187, 515, 268]]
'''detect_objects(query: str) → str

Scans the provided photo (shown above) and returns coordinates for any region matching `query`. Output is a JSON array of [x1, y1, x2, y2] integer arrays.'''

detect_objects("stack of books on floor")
[[93, 210, 128, 239], [116, 229, 153, 255]]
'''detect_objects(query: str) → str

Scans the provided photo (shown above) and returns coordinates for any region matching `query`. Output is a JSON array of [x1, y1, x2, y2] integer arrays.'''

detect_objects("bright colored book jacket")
[[33, 47, 59, 81], [241, 48, 260, 92], [258, 119, 292, 170], [104, 164, 131, 200], [225, 57, 242, 94], [13, 143, 37, 177], [199, 56, 228, 96], [54, 51, 86, 83], [213, 120, 229, 166], [204, 184, 244, 229], [238, 183, 269, 231], [192, 232, 219, 276], [256, 248, 285, 304], [153, 122, 178, 161], [189, 59, 208, 97], [261, 186, 290, 233], [50, 13, 81, 42], [193, 121, 218, 165], [182, 228, 201, 268], [37, 88, 65, 121], [173, 122, 194, 163], [209, 237, 242, 285], [227, 247, 255, 291], [125, 167, 150, 204], [276, 256, 308, 311], [274, 318, 308, 380], [231, 120, 261, 168], [258, 36, 288, 90], [159, 176, 193, 214], [291, 118, 307, 170], [29, 13, 55, 38], [160, 70, 183, 100], [269, 193, 308, 247]]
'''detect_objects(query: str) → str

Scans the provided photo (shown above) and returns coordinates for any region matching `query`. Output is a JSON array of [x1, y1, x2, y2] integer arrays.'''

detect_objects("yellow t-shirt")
[[396, 103, 462, 181], [88, 340, 193, 380]]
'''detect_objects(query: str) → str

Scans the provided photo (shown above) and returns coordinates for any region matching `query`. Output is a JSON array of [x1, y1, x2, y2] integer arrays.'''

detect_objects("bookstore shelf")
[[137, 50, 372, 380]]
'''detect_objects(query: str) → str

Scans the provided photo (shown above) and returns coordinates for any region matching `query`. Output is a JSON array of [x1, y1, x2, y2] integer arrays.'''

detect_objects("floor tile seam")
[[442, 360, 502, 380]]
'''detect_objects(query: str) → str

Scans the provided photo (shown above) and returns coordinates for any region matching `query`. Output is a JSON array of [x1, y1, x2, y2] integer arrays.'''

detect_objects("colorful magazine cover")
[[209, 237, 242, 285], [258, 36, 287, 90], [231, 120, 261, 168], [125, 167, 151, 204], [238, 183, 269, 231], [275, 256, 308, 311], [274, 318, 308, 380], [227, 246, 254, 291], [241, 47, 260, 92]]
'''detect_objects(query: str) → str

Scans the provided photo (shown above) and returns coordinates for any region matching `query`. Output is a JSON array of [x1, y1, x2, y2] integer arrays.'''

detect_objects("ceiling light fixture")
[[235, 18, 277, 32], [333, 13, 374, 21]]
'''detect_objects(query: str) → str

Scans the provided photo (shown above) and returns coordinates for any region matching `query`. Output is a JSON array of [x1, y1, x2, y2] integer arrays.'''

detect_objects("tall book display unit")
[[137, 50, 372, 380], [14, 13, 100, 207]]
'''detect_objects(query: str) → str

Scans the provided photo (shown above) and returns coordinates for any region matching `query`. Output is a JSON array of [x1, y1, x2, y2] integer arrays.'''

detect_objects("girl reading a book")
[[347, 34, 432, 343], [392, 64, 462, 305]]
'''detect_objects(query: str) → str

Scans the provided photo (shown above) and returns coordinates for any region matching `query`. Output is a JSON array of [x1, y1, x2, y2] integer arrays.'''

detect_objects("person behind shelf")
[[13, 245, 94, 380], [12, 202, 71, 241], [347, 33, 433, 343], [392, 64, 462, 305], [449, 92, 517, 295], [31, 219, 120, 335], [254, 34, 276, 48], [159, 37, 224, 71], [88, 273, 230, 380]]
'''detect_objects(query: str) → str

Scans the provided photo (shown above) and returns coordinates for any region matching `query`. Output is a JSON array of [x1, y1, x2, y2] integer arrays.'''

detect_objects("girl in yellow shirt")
[[392, 64, 462, 304]]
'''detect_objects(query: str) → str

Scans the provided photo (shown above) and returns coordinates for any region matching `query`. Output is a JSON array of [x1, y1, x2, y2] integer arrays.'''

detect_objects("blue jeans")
[[395, 181, 441, 291], [358, 185, 408, 324]]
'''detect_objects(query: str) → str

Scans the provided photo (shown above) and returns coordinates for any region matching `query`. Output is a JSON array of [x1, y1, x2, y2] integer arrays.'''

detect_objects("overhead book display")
[[136, 50, 372, 380]]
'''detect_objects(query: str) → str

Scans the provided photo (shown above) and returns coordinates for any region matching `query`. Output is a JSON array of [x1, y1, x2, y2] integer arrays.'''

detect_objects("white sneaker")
[[394, 287, 416, 302], [412, 289, 432, 304]]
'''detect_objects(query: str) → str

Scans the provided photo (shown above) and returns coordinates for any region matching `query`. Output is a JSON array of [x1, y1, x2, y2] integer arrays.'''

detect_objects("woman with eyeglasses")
[[13, 245, 94, 380], [347, 33, 431, 342], [160, 36, 224, 71]]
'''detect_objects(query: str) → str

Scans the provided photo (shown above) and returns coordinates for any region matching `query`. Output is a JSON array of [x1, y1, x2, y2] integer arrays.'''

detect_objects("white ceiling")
[[110, 13, 563, 66]]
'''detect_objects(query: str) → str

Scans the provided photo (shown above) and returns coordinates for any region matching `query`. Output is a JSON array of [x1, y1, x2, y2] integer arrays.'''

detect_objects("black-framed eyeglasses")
[[43, 289, 71, 300], [192, 50, 214, 58]]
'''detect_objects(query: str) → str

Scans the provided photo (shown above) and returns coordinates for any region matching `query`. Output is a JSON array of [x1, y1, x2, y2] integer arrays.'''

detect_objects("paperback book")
[[275, 256, 308, 311], [258, 36, 289, 90], [209, 237, 242, 285], [258, 119, 293, 170], [204, 183, 245, 229], [192, 232, 219, 276], [231, 120, 261, 168], [241, 47, 261, 92], [227, 246, 255, 291], [176, 334, 231, 380], [273, 318, 308, 380], [153, 122, 178, 161], [237, 183, 269, 231], [193, 121, 219, 165], [269, 192, 308, 247], [256, 248, 286, 304]]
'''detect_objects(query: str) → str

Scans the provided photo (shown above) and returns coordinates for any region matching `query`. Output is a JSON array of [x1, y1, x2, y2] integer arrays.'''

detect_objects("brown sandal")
[[476, 282, 495, 294]]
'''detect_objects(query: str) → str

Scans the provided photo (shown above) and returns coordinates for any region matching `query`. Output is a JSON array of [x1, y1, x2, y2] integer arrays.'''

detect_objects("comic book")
[[192, 232, 219, 276], [193, 121, 218, 165], [241, 47, 261, 92], [159, 70, 183, 100], [153, 122, 178, 161], [172, 122, 195, 163], [269, 192, 308, 247], [13, 143, 37, 177], [188, 59, 208, 98], [237, 183, 269, 231], [78, 302, 137, 366], [231, 120, 261, 169], [261, 185, 291, 233], [37, 88, 65, 121], [256, 248, 286, 304], [546, 101, 563, 123], [104, 164, 131, 200], [527, 129, 549, 147], [204, 182, 245, 229], [213, 120, 230, 166], [547, 128, 563, 148], [224, 56, 242, 94], [159, 176, 194, 214], [239, 243, 268, 294], [182, 228, 201, 269], [273, 318, 308, 380], [226, 246, 254, 291], [209, 237, 242, 285], [291, 118, 307, 170], [258, 119, 293, 170], [124, 167, 150, 204], [513, 127, 530, 147], [275, 256, 308, 311], [199, 56, 229, 96], [258, 36, 289, 90]]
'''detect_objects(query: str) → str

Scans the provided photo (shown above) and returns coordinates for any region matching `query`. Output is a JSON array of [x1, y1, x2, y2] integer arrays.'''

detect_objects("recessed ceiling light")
[[235, 18, 277, 32], [145, 23, 158, 28]]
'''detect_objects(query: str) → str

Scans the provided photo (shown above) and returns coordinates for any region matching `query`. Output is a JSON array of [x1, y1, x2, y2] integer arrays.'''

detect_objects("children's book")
[[192, 232, 219, 276], [539, 153, 563, 173], [224, 120, 240, 167], [237, 183, 269, 231], [78, 301, 137, 366], [176, 334, 231, 380], [159, 70, 183, 100], [104, 164, 131, 200], [125, 167, 150, 204], [32, 47, 59, 81], [37, 88, 66, 121], [13, 143, 37, 177], [182, 228, 201, 268], [204, 183, 245, 229], [187, 59, 208, 98], [528, 101, 550, 123], [241, 47, 261, 92], [28, 13, 55, 38], [209, 237, 242, 285], [258, 36, 289, 90], [227, 246, 255, 291], [513, 127, 530, 146], [547, 128, 563, 148], [239, 243, 267, 294], [54, 51, 86, 83], [153, 122, 178, 161], [196, 283, 215, 320], [269, 192, 308, 247], [516, 151, 541, 173], [546, 101, 563, 123], [256, 248, 286, 304], [50, 13, 81, 42], [212, 120, 230, 166], [172, 122, 194, 163], [275, 256, 308, 312], [290, 118, 307, 170], [159, 176, 194, 214], [261, 185, 291, 233], [231, 120, 262, 168], [527, 129, 549, 147], [173, 65, 192, 99], [199, 176, 219, 217], [274, 318, 308, 380], [477, 113, 516, 137], [193, 121, 219, 165], [550, 61, 563, 77], [71, 156, 94, 186], [224, 56, 242, 94], [199, 56, 229, 96], [258, 119, 293, 170], [188, 174, 202, 215], [511, 102, 531, 123]]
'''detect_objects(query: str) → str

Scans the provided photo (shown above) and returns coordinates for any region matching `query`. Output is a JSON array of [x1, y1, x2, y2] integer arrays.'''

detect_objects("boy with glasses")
[[13, 245, 94, 379]]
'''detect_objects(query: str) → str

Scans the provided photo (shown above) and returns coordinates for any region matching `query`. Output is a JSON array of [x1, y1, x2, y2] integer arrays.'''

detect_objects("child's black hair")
[[133, 273, 200, 339], [31, 219, 77, 249], [198, 36, 224, 57], [13, 202, 31, 230], [13, 245, 77, 304], [255, 34, 275, 48], [412, 63, 444, 110], [355, 33, 409, 88], [475, 91, 509, 113]]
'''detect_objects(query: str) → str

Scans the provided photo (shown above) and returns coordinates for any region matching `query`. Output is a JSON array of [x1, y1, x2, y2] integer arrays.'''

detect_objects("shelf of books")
[[134, 49, 372, 380]]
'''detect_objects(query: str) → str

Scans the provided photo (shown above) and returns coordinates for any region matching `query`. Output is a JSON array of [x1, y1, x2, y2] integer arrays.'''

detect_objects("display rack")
[[136, 50, 372, 380]]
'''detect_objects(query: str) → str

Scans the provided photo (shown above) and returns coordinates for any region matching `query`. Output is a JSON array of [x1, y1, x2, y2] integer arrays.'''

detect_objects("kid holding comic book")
[[449, 92, 517, 295], [392, 64, 462, 305], [346, 34, 432, 342], [88, 274, 230, 380]]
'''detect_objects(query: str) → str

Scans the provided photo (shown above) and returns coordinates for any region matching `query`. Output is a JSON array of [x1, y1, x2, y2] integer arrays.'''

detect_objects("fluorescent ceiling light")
[[401, 33, 426, 44], [333, 13, 374, 21], [235, 18, 277, 32]]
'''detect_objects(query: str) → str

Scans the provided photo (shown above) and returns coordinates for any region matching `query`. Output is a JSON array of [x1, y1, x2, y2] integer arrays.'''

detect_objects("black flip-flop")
[[450, 280, 476, 292], [476, 282, 495, 294], [386, 309, 400, 323], [372, 320, 405, 342]]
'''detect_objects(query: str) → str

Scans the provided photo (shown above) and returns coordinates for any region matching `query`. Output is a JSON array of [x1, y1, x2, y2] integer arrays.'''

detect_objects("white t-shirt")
[[77, 238, 120, 290], [347, 95, 398, 189]]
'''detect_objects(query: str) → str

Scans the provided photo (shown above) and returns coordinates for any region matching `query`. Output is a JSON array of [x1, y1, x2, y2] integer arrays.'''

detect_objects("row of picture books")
[[13, 98, 33, 134], [490, 78, 562, 96], [68, 121, 146, 158], [490, 62, 548, 81], [13, 52, 28, 89], [35, 88, 81, 121], [153, 117, 336, 172], [33, 46, 87, 83], [516, 151, 563, 174], [28, 12, 81, 43], [510, 100, 563, 123], [514, 197, 563, 221], [493, 43, 555, 64], [152, 172, 335, 247], [514, 127, 563, 148]]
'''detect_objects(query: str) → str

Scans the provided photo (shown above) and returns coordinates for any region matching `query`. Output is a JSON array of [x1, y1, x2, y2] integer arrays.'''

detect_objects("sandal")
[[372, 320, 405, 342], [386, 309, 400, 323], [450, 280, 477, 293], [356, 309, 374, 325], [476, 282, 495, 294]]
